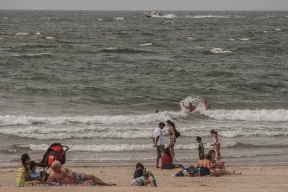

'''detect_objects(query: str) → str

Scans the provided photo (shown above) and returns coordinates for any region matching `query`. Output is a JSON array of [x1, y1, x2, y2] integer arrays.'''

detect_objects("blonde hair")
[[51, 161, 61, 169]]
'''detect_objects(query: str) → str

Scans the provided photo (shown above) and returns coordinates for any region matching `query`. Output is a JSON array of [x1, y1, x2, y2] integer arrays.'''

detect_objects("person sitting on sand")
[[161, 148, 184, 169], [131, 172, 154, 187], [203, 98, 211, 110], [182, 102, 196, 112], [134, 163, 151, 179], [195, 153, 241, 177], [29, 161, 46, 182], [15, 153, 42, 186], [46, 161, 115, 186], [208, 150, 225, 169]]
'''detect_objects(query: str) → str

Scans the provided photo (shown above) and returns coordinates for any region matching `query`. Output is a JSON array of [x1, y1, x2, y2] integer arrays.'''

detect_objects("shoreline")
[[1, 156, 288, 168]]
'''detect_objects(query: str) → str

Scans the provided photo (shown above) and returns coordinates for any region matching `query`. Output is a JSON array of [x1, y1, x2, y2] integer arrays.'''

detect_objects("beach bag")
[[175, 128, 180, 138], [188, 165, 198, 177]]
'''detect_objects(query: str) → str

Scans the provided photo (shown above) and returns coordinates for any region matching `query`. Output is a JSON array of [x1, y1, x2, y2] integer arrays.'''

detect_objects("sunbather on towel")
[[46, 161, 116, 186]]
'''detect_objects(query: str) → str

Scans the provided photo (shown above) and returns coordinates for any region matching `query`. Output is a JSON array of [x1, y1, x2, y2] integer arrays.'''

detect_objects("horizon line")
[[0, 9, 287, 11]]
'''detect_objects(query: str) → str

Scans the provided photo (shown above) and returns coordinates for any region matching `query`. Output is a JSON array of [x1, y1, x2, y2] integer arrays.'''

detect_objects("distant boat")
[[144, 10, 164, 18]]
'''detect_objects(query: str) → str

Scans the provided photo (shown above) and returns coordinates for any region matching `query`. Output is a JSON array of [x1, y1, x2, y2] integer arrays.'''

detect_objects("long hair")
[[205, 153, 212, 161], [210, 129, 218, 135], [164, 148, 171, 156], [166, 120, 175, 129], [21, 153, 30, 171]]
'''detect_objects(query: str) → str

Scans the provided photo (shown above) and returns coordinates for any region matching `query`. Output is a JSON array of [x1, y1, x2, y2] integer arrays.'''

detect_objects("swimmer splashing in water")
[[182, 102, 196, 112]]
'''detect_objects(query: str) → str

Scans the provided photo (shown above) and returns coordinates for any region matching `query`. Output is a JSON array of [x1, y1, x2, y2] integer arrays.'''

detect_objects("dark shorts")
[[73, 171, 86, 184], [156, 145, 165, 158]]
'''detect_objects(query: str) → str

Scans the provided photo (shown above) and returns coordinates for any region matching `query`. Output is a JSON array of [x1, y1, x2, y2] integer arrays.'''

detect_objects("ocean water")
[[0, 10, 288, 166]]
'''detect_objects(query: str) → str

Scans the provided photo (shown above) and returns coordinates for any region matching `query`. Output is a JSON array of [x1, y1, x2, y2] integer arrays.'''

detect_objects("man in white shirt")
[[152, 122, 165, 168]]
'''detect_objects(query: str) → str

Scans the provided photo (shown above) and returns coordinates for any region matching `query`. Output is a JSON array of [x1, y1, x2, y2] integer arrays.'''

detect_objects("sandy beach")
[[0, 165, 288, 192]]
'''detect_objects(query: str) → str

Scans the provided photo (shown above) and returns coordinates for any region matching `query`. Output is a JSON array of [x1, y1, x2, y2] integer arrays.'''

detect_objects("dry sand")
[[0, 165, 288, 192]]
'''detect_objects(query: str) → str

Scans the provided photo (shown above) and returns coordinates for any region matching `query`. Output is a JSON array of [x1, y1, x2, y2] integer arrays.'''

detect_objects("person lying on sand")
[[131, 172, 154, 187], [46, 161, 115, 186]]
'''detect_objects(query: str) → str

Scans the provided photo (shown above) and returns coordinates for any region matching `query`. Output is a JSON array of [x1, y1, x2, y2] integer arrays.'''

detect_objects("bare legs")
[[215, 143, 221, 160], [84, 174, 115, 186], [166, 142, 175, 158], [210, 169, 242, 177], [156, 156, 160, 168]]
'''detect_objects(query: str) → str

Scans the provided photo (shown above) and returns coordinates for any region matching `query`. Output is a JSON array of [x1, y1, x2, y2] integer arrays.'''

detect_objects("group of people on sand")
[[16, 153, 116, 187]]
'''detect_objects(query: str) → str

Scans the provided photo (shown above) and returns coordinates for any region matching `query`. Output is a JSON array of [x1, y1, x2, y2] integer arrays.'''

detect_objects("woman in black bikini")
[[165, 120, 176, 162], [196, 153, 242, 177]]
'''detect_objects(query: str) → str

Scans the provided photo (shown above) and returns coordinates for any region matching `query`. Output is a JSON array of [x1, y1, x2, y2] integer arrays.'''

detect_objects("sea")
[[0, 10, 288, 167]]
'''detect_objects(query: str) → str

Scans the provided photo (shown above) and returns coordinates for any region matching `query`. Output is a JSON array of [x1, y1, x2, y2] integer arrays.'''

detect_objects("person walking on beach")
[[152, 122, 165, 168], [210, 129, 221, 160], [203, 98, 211, 110], [165, 120, 177, 163], [182, 102, 196, 112]]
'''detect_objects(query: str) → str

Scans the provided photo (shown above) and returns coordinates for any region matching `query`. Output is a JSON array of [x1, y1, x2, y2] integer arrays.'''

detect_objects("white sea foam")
[[186, 15, 229, 19], [152, 14, 176, 19], [202, 109, 288, 122], [98, 18, 103, 21], [210, 48, 232, 54], [229, 39, 236, 41], [4, 17, 8, 19], [46, 37, 55, 40], [26, 53, 51, 57], [164, 21, 174, 23], [0, 111, 186, 127], [35, 32, 41, 35], [139, 43, 152, 46], [106, 36, 115, 39], [116, 17, 124, 20], [16, 33, 29, 36], [240, 38, 249, 41], [275, 28, 282, 31], [17, 142, 238, 152], [105, 47, 118, 50]]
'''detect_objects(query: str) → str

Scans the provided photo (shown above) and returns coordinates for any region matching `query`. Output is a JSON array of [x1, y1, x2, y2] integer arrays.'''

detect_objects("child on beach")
[[131, 172, 155, 187], [29, 161, 46, 182], [196, 136, 204, 159], [134, 163, 151, 179], [210, 129, 221, 160]]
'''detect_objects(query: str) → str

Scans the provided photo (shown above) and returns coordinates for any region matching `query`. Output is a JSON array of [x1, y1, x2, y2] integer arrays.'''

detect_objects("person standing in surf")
[[210, 130, 221, 160], [152, 122, 165, 168], [165, 120, 176, 163], [182, 102, 196, 112], [203, 98, 211, 110]]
